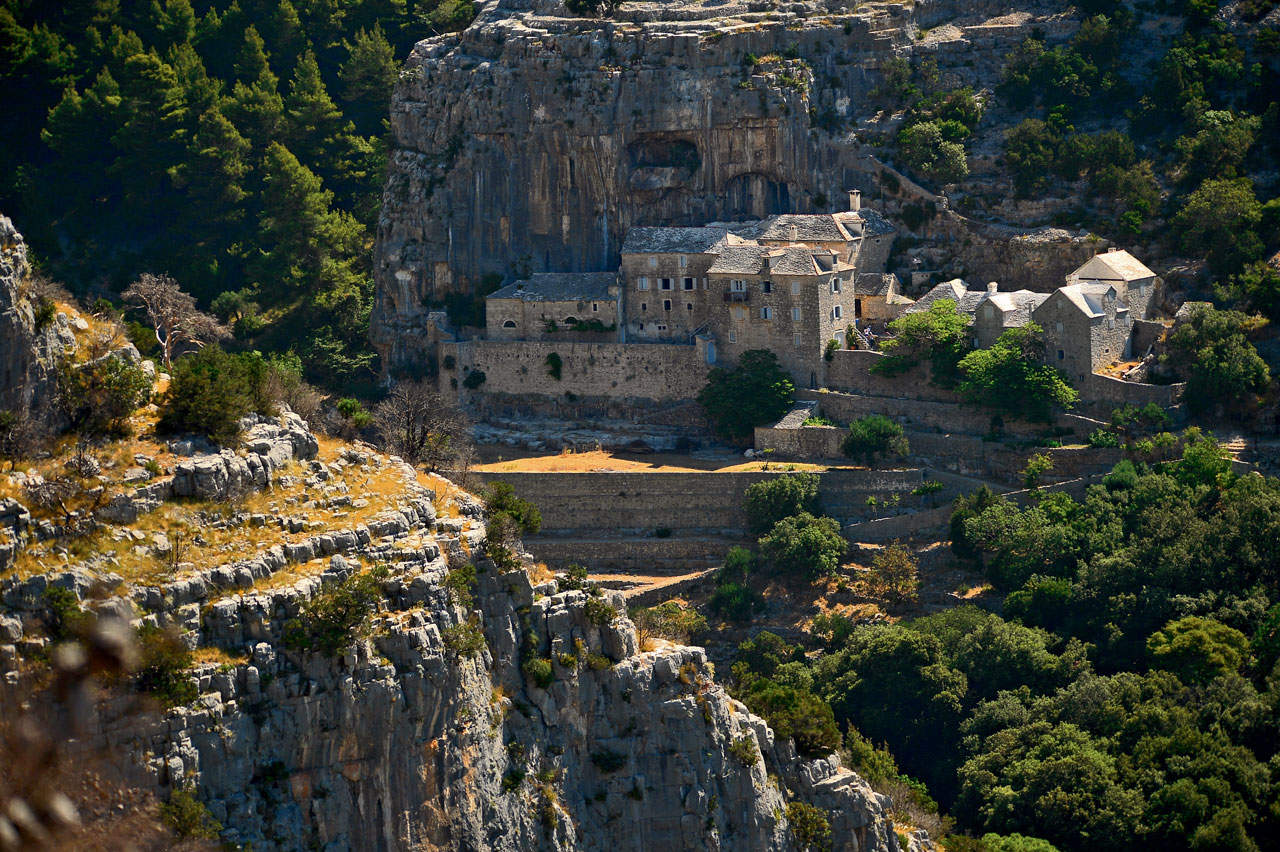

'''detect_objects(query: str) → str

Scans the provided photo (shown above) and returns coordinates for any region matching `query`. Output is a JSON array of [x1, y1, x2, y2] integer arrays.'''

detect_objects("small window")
[[686, 303, 694, 311], [564, 316, 577, 324], [1055, 321, 1063, 333], [791, 282, 801, 295], [793, 333, 802, 346], [730, 279, 747, 293], [641, 302, 648, 312], [792, 307, 802, 322], [592, 302, 599, 312], [683, 277, 694, 290], [679, 255, 688, 268], [833, 305, 842, 320], [663, 299, 672, 311], [761, 306, 774, 320], [1057, 350, 1065, 361], [638, 277, 649, 291], [657, 323, 667, 332], [832, 280, 841, 293], [648, 257, 657, 268], [763, 280, 773, 293], [728, 330, 737, 343], [660, 278, 673, 290], [502, 320, 516, 328]]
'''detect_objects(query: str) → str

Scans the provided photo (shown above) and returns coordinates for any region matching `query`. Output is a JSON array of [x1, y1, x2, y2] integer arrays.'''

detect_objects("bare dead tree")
[[122, 273, 229, 367], [373, 380, 472, 471]]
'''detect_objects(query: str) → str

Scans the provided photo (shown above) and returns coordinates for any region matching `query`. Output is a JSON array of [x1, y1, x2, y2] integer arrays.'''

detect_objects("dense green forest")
[[888, 0, 1280, 291], [0, 0, 476, 390], [707, 437, 1280, 851]]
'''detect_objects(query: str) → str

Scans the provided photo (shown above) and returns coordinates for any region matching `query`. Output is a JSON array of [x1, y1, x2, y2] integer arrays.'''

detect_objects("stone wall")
[[473, 469, 924, 535], [822, 350, 960, 401], [448, 338, 713, 403], [1079, 373, 1185, 409]]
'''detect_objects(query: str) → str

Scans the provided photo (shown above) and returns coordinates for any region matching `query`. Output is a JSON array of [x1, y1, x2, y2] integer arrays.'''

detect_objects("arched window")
[[502, 320, 516, 328], [564, 316, 578, 325]]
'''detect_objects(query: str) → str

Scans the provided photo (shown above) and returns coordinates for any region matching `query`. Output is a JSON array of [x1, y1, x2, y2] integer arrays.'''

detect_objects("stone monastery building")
[[484, 191, 895, 386]]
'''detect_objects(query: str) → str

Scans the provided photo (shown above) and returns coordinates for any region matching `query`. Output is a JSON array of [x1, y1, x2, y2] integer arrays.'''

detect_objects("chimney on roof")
[[1108, 246, 1118, 252], [987, 281, 998, 295], [788, 223, 798, 243], [848, 189, 862, 212]]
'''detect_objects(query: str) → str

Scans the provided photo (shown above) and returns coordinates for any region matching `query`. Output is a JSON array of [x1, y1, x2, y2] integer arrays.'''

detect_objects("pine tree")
[[339, 23, 397, 134]]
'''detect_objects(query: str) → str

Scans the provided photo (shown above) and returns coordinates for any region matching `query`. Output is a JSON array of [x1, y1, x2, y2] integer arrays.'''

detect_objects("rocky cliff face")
[[1, 423, 916, 851], [0, 215, 66, 430], [372, 0, 1088, 369]]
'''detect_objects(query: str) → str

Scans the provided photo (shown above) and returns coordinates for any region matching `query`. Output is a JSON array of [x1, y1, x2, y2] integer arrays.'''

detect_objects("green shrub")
[[631, 601, 708, 644], [462, 369, 486, 389], [1087, 428, 1120, 448], [442, 618, 487, 656], [336, 397, 373, 429], [160, 787, 222, 839], [158, 346, 271, 445], [522, 656, 554, 688], [759, 513, 846, 578], [282, 568, 386, 657], [729, 735, 761, 766], [444, 564, 477, 608], [841, 415, 909, 464], [134, 624, 197, 707], [42, 586, 88, 644], [545, 352, 563, 380], [698, 350, 795, 441], [583, 597, 617, 626], [785, 800, 832, 851], [743, 473, 822, 535], [58, 354, 152, 438], [911, 479, 945, 496], [33, 295, 56, 331], [484, 481, 542, 534], [709, 581, 763, 622]]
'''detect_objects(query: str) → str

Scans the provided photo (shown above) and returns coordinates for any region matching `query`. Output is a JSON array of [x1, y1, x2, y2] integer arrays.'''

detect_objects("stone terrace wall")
[[473, 469, 923, 534], [450, 339, 710, 403], [1079, 373, 1185, 409], [822, 350, 959, 402]]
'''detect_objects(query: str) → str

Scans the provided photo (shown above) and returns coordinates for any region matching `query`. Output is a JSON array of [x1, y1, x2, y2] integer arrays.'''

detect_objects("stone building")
[[619, 226, 740, 342], [1069, 248, 1158, 319], [971, 285, 1050, 348], [1033, 282, 1131, 383], [485, 272, 620, 340], [705, 244, 855, 386], [853, 273, 912, 325]]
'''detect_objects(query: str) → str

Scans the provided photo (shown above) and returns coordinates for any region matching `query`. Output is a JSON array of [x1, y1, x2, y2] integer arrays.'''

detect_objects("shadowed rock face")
[[0, 215, 65, 429], [371, 0, 1085, 370]]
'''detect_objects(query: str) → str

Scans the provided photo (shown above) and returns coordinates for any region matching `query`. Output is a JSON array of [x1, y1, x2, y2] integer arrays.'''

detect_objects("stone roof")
[[1072, 249, 1155, 282], [620, 226, 734, 254], [1051, 282, 1123, 319], [904, 279, 985, 315], [857, 208, 897, 237], [980, 290, 1050, 327], [708, 245, 835, 276], [857, 273, 898, 297], [489, 272, 618, 302], [758, 212, 861, 243]]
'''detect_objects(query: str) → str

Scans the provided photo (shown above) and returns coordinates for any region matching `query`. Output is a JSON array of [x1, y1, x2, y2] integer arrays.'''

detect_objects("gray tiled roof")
[[489, 272, 618, 302], [708, 246, 833, 276], [758, 213, 858, 242], [857, 273, 898, 297], [857, 208, 896, 237], [905, 279, 985, 315], [620, 226, 733, 254], [980, 290, 1050, 327]]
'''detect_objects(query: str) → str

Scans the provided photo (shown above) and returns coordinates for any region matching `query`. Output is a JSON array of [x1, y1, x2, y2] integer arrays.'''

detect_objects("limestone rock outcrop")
[[372, 0, 1086, 370], [1, 420, 919, 850], [0, 214, 66, 428]]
